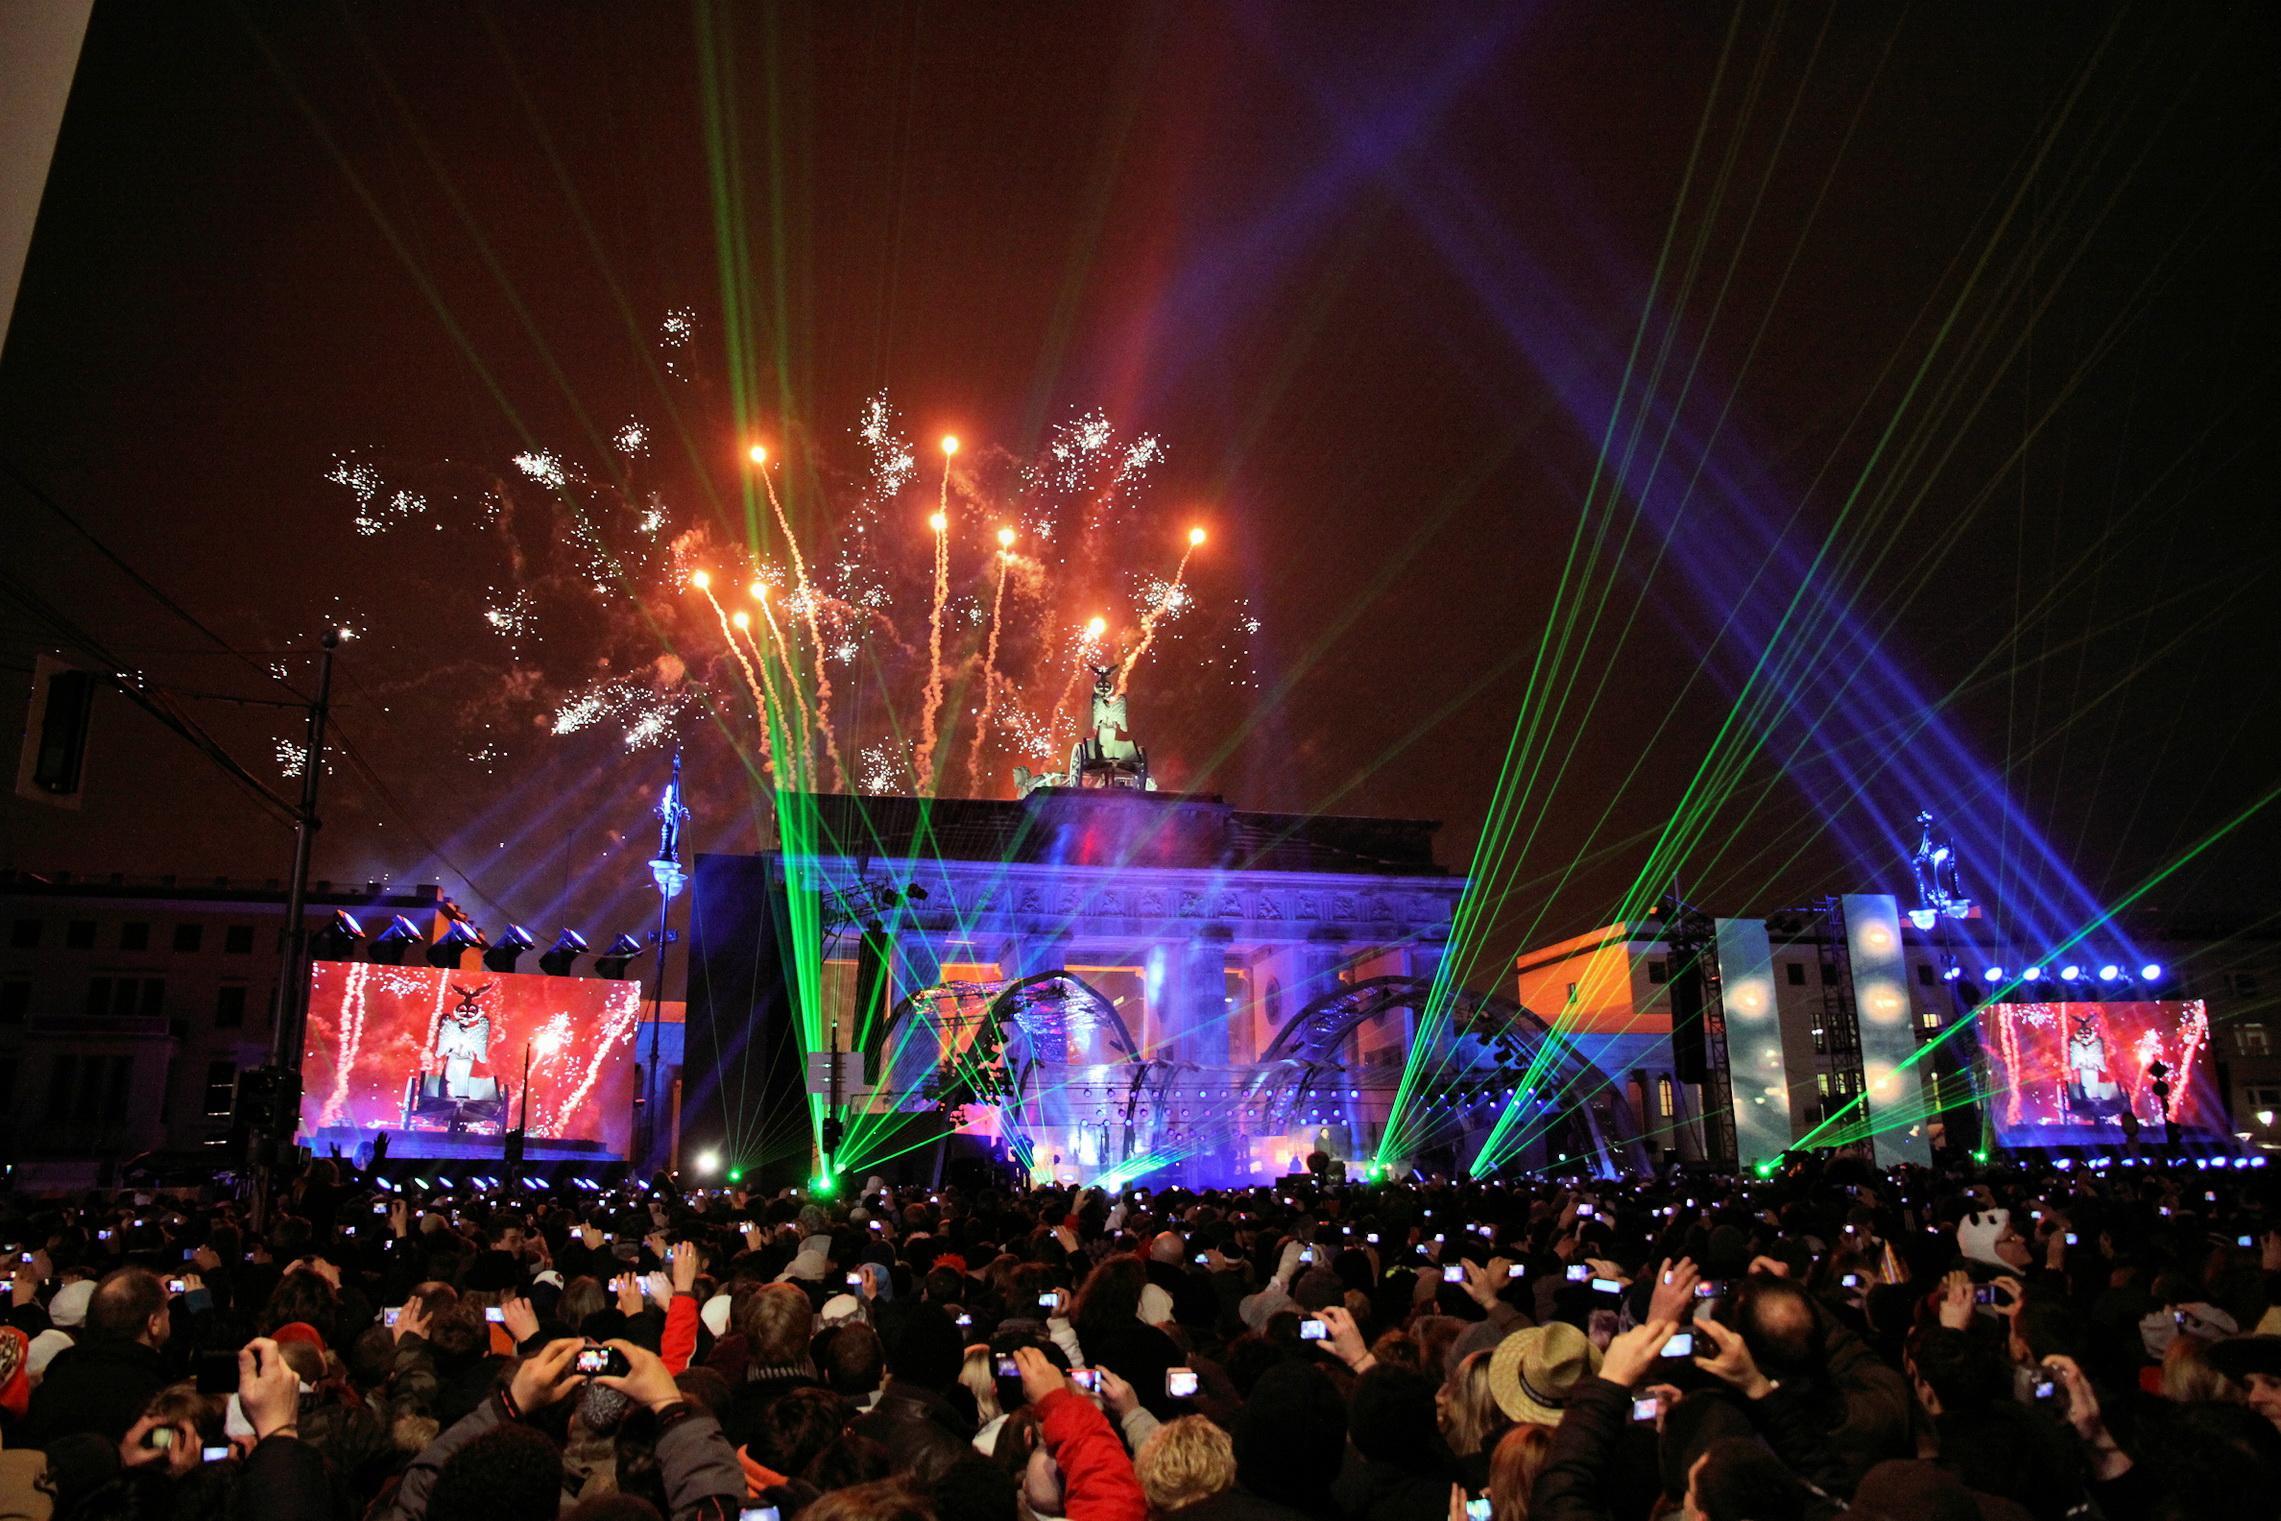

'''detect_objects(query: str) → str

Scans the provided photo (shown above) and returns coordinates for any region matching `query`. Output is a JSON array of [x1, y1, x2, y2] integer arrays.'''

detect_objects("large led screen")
[[300, 963, 643, 1151], [1981, 1000, 2223, 1147]]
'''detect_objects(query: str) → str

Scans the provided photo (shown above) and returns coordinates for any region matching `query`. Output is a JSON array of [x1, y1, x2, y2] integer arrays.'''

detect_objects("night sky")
[[4, 3, 2276, 972]]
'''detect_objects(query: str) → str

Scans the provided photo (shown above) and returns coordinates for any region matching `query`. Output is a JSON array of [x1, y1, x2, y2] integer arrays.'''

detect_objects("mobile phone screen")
[[1299, 1317, 1327, 1340], [1591, 1278, 1621, 1294], [202, 1445, 231, 1463], [1660, 1332, 1693, 1358], [1566, 1264, 1589, 1282], [1465, 1501, 1491, 1521], [1442, 1265, 1465, 1284], [1631, 1396, 1658, 1422], [1166, 1368, 1199, 1398], [485, 1306, 506, 1322]]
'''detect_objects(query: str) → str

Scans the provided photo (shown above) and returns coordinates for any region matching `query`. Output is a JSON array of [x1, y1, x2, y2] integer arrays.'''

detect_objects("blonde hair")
[[2162, 1336, 2244, 1405], [1440, 1350, 1512, 1458], [1487, 1422, 1553, 1521], [737, 1283, 817, 1368], [960, 1344, 1003, 1426], [1134, 1415, 1237, 1513]]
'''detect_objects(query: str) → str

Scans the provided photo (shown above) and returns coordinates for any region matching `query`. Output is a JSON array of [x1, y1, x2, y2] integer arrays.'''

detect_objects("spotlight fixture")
[[2139, 963, 2163, 981], [368, 915, 423, 966], [483, 924, 537, 973], [537, 929, 589, 977], [1983, 966, 2006, 983], [2097, 964, 2120, 983], [1942, 965, 1963, 982], [425, 920, 487, 969], [2022, 967, 2044, 981], [693, 1148, 720, 1176], [593, 933, 647, 979], [312, 909, 365, 961], [2059, 965, 2082, 982]]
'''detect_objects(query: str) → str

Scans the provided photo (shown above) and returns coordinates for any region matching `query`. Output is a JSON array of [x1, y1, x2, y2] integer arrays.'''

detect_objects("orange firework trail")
[[746, 586, 816, 773], [755, 461, 846, 790], [727, 614, 778, 781], [1117, 531, 1202, 695], [915, 439, 958, 786], [1052, 616, 1111, 751], [967, 532, 1014, 793]]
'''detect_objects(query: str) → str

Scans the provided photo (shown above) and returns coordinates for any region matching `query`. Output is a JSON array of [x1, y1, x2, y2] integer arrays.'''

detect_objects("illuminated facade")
[[685, 787, 1650, 1189]]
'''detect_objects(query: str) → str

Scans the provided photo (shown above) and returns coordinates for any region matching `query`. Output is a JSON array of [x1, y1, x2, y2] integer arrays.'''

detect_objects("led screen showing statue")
[[299, 963, 643, 1150], [1980, 1000, 2222, 1146]]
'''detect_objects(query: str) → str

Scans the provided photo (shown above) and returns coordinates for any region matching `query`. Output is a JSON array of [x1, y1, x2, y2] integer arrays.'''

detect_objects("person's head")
[[824, 1321, 886, 1401], [1134, 1415, 1236, 1513], [560, 1276, 606, 1328], [1439, 1350, 1512, 1459], [1349, 1365, 1444, 1474], [753, 1386, 855, 1477], [1681, 1438, 1804, 1521], [959, 1346, 1003, 1426], [737, 1283, 817, 1370], [1148, 1231, 1187, 1267], [1072, 1256, 1148, 1330], [801, 1479, 936, 1521], [427, 1421, 565, 1521], [1485, 1423, 1553, 1521], [1905, 1326, 2002, 1418], [88, 1268, 169, 1349], [260, 1266, 340, 1339], [2163, 1334, 2245, 1406], [880, 1304, 965, 1392], [1733, 1278, 1819, 1382]]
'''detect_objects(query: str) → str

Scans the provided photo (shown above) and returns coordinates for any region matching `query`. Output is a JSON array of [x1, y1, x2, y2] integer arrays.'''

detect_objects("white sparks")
[[614, 420, 650, 457], [512, 449, 568, 490]]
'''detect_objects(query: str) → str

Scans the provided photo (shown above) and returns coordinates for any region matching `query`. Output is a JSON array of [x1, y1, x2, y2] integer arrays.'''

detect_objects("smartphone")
[[201, 1445, 231, 1463], [846, 1273, 864, 1289], [145, 1427, 175, 1451], [1366, 1232, 1380, 1244], [2065, 1233, 2079, 1246], [995, 1354, 1019, 1379], [2032, 1376, 2057, 1403], [1299, 1317, 1328, 1341], [1037, 1291, 1059, 1310], [574, 1346, 630, 1377], [1591, 1278, 1621, 1295], [2239, 1235, 2255, 1248], [1299, 1247, 1316, 1264], [1631, 1396, 1659, 1423], [485, 1306, 506, 1323], [1194, 1252, 1209, 1265], [1661, 1332, 1694, 1358], [375, 1201, 390, 1215], [1566, 1264, 1590, 1283], [1070, 1368, 1103, 1393], [741, 1508, 782, 1521], [385, 1306, 401, 1327], [1465, 1500, 1492, 1521], [1442, 1264, 1466, 1284], [1507, 1264, 1525, 1280], [1695, 1279, 1726, 1299], [869, 1220, 883, 1232], [1840, 1273, 1862, 1288], [955, 1313, 973, 1328], [1973, 1285, 1998, 1307], [1577, 1205, 1595, 1218], [195, 1349, 239, 1395], [166, 1277, 187, 1294], [1166, 1367, 1200, 1399]]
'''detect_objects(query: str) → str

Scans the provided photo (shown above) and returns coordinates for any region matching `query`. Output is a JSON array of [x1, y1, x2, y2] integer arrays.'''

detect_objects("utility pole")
[[250, 628, 342, 1230]]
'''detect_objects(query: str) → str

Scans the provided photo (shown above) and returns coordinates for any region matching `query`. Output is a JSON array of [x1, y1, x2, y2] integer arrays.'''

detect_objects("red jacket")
[[662, 1292, 701, 1375], [1037, 1388, 1148, 1521]]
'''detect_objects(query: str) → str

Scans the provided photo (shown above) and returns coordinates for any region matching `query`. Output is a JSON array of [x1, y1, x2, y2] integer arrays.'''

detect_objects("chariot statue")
[[1014, 665, 1158, 798]]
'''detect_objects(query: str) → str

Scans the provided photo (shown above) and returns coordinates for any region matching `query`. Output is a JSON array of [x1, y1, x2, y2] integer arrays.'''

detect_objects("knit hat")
[[1232, 1361, 1346, 1515], [27, 1329, 72, 1379], [1956, 1210, 2014, 1270], [1487, 1321, 1602, 1424], [273, 1321, 329, 1357], [48, 1280, 93, 1329], [820, 1294, 866, 1327], [779, 1246, 831, 1283], [701, 1292, 735, 1338]]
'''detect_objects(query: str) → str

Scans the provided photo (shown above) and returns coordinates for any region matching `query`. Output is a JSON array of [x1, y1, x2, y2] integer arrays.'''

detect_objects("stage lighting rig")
[[483, 924, 537, 973], [425, 920, 486, 969], [312, 910, 364, 961], [593, 933, 648, 980], [368, 915, 422, 966], [538, 929, 589, 977], [822, 877, 931, 936]]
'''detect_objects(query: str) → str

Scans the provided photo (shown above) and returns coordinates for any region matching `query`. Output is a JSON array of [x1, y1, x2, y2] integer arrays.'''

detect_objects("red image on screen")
[[1981, 1000, 2219, 1146], [299, 963, 643, 1150]]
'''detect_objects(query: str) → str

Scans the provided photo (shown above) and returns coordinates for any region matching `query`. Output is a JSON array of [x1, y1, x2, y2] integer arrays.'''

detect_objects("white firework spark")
[[512, 449, 569, 490], [614, 420, 650, 457]]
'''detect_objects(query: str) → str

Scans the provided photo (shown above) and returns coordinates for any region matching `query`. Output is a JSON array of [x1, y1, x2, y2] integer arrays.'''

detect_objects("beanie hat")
[[273, 1320, 329, 1357], [27, 1328, 72, 1380], [701, 1292, 735, 1338], [48, 1280, 94, 1329]]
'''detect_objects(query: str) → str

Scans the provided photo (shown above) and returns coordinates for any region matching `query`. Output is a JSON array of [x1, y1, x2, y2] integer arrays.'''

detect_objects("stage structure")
[[686, 691, 1647, 1189]]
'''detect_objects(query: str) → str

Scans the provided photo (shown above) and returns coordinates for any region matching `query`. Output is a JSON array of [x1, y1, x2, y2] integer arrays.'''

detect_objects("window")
[[2239, 1023, 2271, 1057], [1816, 1071, 1831, 1096], [65, 921, 96, 950], [1785, 963, 1806, 986], [1565, 981, 1579, 1004], [1820, 961, 1838, 985], [46, 1053, 76, 1122], [85, 976, 163, 1019], [139, 979, 163, 1017], [9, 919, 39, 949], [172, 923, 203, 953], [1657, 1076, 1675, 1118], [85, 977, 110, 1018], [0, 980, 26, 1024], [224, 925, 254, 955], [215, 985, 247, 1028], [119, 922, 149, 952], [204, 1060, 237, 1117], [2232, 972, 2263, 998], [1919, 1007, 1943, 1031], [1916, 963, 1935, 987], [1647, 959, 1668, 985]]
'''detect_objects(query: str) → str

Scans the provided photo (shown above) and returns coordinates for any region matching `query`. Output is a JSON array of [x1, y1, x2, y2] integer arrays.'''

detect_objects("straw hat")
[[1487, 1322, 1602, 1424]]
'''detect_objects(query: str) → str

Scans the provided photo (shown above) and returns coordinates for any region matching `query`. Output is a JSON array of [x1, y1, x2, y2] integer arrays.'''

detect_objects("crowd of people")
[[0, 1148, 2276, 1521]]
